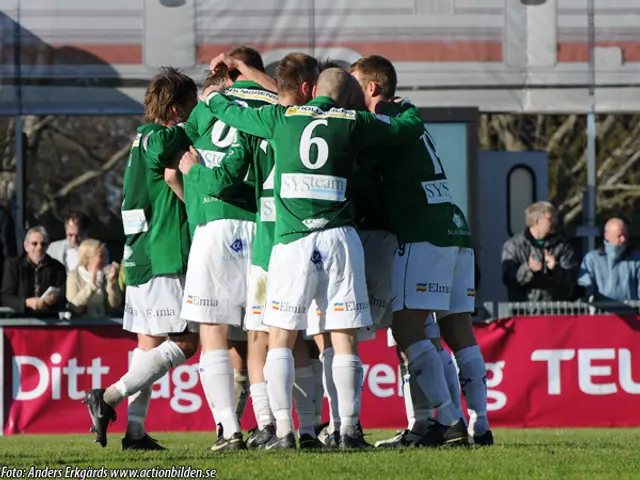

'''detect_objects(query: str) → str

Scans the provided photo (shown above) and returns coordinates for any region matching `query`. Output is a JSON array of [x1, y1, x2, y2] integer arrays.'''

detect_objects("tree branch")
[[36, 143, 130, 217]]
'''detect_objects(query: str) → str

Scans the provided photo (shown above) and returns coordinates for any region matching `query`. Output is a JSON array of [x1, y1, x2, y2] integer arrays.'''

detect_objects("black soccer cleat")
[[83, 388, 116, 447], [262, 432, 296, 450], [473, 430, 494, 446], [314, 421, 330, 438], [247, 424, 276, 450], [210, 431, 246, 452], [122, 434, 166, 451], [411, 419, 470, 448], [338, 428, 373, 450], [374, 429, 423, 448], [299, 434, 324, 450]]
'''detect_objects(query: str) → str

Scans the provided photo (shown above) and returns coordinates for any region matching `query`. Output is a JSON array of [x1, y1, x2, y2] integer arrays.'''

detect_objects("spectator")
[[47, 211, 89, 272], [501, 201, 578, 302], [1, 226, 66, 315], [0, 205, 17, 289], [578, 217, 640, 301], [66, 239, 122, 317]]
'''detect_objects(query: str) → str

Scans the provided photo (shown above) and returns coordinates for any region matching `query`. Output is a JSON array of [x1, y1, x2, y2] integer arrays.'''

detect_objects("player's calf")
[[391, 310, 464, 431], [439, 312, 492, 440], [264, 326, 298, 442]]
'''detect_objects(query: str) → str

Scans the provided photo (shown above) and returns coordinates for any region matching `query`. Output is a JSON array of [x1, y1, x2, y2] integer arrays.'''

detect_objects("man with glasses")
[[48, 211, 90, 272], [2, 226, 66, 315]]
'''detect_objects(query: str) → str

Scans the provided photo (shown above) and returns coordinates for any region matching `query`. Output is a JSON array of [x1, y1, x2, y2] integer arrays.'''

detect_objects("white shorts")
[[245, 265, 270, 333], [391, 242, 475, 317], [181, 219, 255, 325], [263, 227, 373, 332], [123, 275, 198, 336], [360, 230, 397, 330], [305, 300, 374, 341]]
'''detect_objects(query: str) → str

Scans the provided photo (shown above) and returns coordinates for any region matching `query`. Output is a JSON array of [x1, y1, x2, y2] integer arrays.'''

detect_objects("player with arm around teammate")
[[181, 53, 324, 449], [351, 55, 489, 447], [204, 67, 424, 449], [84, 67, 199, 450]]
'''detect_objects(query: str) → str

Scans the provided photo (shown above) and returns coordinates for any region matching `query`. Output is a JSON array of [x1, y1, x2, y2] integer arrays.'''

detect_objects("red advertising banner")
[[3, 315, 640, 435]]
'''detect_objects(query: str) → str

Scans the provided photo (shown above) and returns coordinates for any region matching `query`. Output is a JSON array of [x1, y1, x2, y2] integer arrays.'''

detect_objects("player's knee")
[[330, 329, 358, 355], [438, 312, 477, 352], [169, 334, 199, 360], [268, 327, 297, 350]]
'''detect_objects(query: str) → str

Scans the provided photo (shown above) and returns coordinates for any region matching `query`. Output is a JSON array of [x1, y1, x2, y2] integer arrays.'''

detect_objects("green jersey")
[[352, 151, 390, 231], [376, 102, 461, 246], [121, 123, 191, 286], [206, 94, 424, 245], [447, 204, 473, 248], [183, 81, 277, 228], [187, 130, 276, 271]]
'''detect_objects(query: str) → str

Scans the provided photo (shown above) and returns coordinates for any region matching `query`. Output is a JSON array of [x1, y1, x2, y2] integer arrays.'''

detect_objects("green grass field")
[[1, 429, 639, 480]]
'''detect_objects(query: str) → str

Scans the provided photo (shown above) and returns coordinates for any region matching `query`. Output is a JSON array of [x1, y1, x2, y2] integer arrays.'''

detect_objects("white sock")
[[333, 354, 362, 438], [438, 348, 464, 419], [250, 382, 273, 429], [310, 359, 324, 424], [265, 348, 294, 438], [199, 349, 240, 438], [405, 340, 459, 426], [455, 345, 490, 435], [234, 369, 250, 422], [293, 366, 317, 437], [320, 347, 340, 434], [401, 360, 434, 434], [126, 348, 152, 440], [400, 360, 415, 429], [104, 340, 185, 408]]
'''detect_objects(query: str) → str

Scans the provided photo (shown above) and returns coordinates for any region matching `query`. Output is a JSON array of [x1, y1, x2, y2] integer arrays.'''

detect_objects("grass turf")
[[1, 429, 639, 479]]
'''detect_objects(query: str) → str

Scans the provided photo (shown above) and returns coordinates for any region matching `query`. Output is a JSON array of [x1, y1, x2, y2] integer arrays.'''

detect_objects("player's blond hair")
[[525, 201, 557, 227], [77, 239, 105, 269], [349, 55, 397, 99], [144, 66, 197, 124], [276, 53, 319, 95]]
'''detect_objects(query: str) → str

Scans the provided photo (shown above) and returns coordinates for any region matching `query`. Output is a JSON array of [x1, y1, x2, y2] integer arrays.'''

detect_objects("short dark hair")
[[144, 66, 197, 123], [203, 67, 229, 90], [275, 53, 319, 95], [349, 55, 397, 99], [318, 57, 343, 72], [65, 211, 90, 232], [227, 46, 265, 82]]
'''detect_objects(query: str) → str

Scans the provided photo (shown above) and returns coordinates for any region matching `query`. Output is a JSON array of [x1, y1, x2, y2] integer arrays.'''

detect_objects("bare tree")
[[479, 113, 640, 226], [0, 114, 141, 244]]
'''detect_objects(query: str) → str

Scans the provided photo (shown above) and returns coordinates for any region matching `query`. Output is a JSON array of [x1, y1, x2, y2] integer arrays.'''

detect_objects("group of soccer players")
[[84, 46, 493, 451]]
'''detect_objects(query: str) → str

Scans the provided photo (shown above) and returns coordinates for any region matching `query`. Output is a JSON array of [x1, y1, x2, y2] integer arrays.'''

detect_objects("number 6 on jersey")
[[300, 119, 330, 170]]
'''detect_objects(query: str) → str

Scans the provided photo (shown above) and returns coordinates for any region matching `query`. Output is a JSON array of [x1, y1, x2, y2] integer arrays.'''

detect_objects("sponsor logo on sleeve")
[[421, 180, 453, 205]]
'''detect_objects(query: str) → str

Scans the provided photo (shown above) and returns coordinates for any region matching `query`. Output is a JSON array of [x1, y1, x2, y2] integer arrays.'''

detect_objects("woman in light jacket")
[[66, 239, 122, 316]]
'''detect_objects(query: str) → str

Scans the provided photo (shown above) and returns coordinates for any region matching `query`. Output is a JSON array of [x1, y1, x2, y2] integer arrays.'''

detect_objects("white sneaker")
[[374, 429, 422, 448]]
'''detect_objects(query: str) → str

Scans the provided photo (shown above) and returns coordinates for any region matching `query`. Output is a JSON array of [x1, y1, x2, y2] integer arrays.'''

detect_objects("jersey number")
[[211, 99, 249, 148], [299, 119, 329, 170], [211, 120, 237, 149], [421, 130, 444, 175]]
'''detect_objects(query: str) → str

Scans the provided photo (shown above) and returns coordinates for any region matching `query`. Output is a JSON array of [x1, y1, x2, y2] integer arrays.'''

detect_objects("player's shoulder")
[[283, 104, 357, 121]]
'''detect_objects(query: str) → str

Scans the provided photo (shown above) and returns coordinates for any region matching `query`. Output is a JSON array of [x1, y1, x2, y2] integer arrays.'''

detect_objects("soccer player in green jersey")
[[351, 55, 492, 447], [204, 68, 424, 448], [180, 46, 278, 451], [84, 67, 199, 450], [182, 53, 324, 450]]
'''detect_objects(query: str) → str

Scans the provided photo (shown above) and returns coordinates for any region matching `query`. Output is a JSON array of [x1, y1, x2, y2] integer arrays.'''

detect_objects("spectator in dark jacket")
[[2, 226, 66, 315], [501, 201, 578, 302], [0, 206, 17, 289]]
